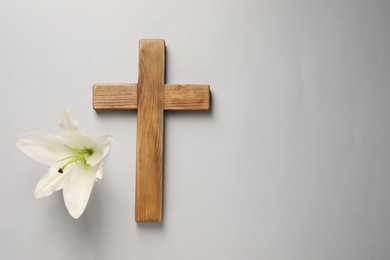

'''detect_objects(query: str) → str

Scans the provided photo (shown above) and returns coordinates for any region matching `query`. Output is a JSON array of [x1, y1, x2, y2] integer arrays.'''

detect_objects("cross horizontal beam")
[[93, 83, 210, 111]]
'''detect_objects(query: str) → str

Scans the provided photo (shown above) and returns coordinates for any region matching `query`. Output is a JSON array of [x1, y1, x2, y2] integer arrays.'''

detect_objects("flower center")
[[58, 146, 94, 173]]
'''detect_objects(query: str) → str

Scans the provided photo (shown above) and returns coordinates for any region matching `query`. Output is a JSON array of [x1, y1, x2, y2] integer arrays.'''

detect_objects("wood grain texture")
[[93, 84, 138, 110], [164, 84, 210, 110], [93, 39, 211, 222], [135, 40, 165, 222]]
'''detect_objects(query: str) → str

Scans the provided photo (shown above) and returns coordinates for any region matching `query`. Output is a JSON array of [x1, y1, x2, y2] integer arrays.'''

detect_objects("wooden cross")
[[93, 40, 210, 222]]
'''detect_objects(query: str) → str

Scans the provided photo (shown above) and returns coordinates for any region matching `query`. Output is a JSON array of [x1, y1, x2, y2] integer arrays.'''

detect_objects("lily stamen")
[[58, 146, 94, 172]]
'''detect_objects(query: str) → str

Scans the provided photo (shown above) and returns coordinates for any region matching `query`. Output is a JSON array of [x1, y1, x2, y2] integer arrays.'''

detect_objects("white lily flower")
[[16, 107, 113, 219]]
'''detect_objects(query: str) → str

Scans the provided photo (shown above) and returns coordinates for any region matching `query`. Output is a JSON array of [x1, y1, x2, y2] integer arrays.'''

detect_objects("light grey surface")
[[1, 0, 390, 259]]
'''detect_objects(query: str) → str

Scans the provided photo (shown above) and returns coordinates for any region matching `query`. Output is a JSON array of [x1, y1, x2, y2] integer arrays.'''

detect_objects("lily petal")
[[60, 107, 79, 133], [34, 163, 69, 198], [87, 135, 114, 166], [62, 162, 100, 219], [61, 130, 94, 150], [96, 163, 103, 179], [16, 132, 70, 165]]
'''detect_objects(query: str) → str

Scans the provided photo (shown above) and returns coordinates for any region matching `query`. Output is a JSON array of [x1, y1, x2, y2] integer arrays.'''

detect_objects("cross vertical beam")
[[93, 39, 210, 222], [136, 40, 165, 221]]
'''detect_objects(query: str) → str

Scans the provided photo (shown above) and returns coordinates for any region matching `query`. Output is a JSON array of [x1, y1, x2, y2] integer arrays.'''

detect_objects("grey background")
[[1, 0, 390, 259]]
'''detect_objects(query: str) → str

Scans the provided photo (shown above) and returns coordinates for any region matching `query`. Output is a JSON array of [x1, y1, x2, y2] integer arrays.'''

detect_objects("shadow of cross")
[[93, 39, 210, 222]]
